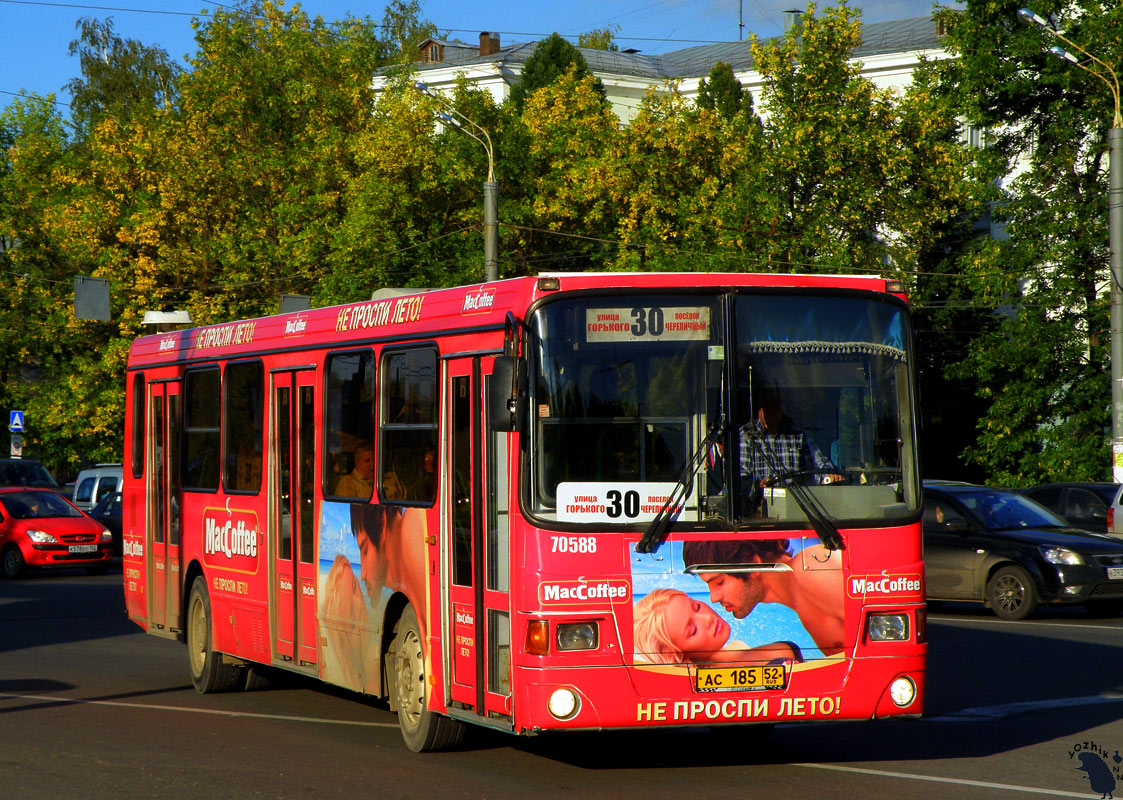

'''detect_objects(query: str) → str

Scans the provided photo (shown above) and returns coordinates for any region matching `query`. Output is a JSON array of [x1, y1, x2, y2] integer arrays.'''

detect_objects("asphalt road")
[[2, 565, 1122, 800]]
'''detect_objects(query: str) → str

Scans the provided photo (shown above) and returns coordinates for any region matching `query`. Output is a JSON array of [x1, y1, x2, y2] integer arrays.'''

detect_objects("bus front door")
[[146, 380, 182, 639], [271, 369, 318, 667], [446, 358, 512, 722]]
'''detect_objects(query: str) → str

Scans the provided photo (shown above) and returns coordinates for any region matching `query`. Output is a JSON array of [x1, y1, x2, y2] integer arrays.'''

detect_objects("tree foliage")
[[930, 0, 1123, 483], [0, 2, 991, 482], [508, 33, 605, 109]]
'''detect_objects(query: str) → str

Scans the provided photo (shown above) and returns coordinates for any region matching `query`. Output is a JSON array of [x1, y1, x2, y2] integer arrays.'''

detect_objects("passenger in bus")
[[740, 384, 843, 488], [321, 554, 372, 692], [335, 442, 374, 498], [409, 448, 436, 500], [632, 588, 801, 665], [351, 504, 428, 642], [682, 539, 845, 656]]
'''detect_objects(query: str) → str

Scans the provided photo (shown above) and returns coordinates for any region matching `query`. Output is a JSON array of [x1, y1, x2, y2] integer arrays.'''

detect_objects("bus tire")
[[986, 565, 1038, 621], [386, 604, 465, 752], [241, 664, 274, 691], [187, 576, 241, 693]]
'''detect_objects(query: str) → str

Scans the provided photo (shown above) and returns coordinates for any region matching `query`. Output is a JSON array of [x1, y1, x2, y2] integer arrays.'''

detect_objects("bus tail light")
[[866, 612, 910, 642], [556, 622, 599, 651], [526, 620, 549, 655]]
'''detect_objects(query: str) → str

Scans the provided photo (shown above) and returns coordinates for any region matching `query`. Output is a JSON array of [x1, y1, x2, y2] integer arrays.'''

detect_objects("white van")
[[72, 464, 123, 511]]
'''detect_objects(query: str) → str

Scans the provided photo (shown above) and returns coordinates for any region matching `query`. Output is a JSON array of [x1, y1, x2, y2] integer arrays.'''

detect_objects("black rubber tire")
[[2, 545, 25, 579], [186, 576, 242, 693], [986, 565, 1038, 621], [241, 664, 274, 691], [386, 605, 465, 752]]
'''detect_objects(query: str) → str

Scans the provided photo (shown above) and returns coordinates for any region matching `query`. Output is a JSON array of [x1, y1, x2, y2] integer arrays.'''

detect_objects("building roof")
[[386, 16, 942, 81]]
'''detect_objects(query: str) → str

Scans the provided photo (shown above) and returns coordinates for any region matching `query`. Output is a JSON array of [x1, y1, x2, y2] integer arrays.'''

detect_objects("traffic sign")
[[9, 433, 21, 458], [8, 410, 24, 433]]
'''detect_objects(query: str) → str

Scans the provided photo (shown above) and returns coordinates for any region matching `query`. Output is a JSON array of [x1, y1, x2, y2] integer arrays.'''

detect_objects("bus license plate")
[[69, 545, 97, 554], [1108, 567, 1123, 580], [695, 665, 785, 692]]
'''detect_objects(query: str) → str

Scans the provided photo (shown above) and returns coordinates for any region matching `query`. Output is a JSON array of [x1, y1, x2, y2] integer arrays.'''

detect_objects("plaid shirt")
[[739, 418, 835, 484]]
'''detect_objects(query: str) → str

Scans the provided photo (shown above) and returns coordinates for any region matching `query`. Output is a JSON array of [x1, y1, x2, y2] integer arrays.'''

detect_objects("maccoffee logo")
[[283, 314, 308, 337], [847, 571, 923, 598], [202, 501, 261, 572], [540, 579, 630, 604], [462, 289, 496, 314]]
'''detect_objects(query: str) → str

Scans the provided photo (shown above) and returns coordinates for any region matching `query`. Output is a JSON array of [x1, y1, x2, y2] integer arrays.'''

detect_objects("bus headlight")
[[547, 688, 580, 720], [556, 622, 599, 651], [889, 676, 917, 707], [867, 613, 910, 641]]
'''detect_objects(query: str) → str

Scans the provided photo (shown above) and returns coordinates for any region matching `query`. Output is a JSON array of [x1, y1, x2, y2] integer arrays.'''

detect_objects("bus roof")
[[127, 272, 902, 368]]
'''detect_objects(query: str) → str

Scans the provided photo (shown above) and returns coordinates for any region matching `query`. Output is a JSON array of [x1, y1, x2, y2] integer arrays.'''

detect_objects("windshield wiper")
[[635, 418, 725, 554], [743, 426, 845, 552]]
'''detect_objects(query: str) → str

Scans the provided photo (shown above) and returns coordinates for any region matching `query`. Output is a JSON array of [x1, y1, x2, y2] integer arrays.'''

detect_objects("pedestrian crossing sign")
[[9, 411, 24, 432]]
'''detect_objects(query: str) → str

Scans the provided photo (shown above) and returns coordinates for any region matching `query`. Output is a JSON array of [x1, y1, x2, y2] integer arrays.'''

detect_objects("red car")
[[0, 488, 114, 578]]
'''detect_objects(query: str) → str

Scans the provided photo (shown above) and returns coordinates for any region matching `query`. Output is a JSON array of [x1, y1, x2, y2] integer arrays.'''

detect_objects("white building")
[[375, 15, 951, 122]]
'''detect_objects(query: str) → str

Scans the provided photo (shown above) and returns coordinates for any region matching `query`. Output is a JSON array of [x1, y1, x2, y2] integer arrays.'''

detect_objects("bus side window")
[[324, 351, 375, 501], [380, 348, 438, 505], [223, 360, 264, 493]]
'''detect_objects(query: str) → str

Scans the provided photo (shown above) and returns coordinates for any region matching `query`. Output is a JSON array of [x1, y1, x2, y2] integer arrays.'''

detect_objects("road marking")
[[793, 762, 1089, 797], [0, 692, 399, 728], [926, 693, 1123, 721]]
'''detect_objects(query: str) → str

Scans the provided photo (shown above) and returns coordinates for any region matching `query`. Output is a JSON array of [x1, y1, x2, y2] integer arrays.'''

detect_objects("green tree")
[[578, 26, 620, 52], [930, 0, 1123, 483], [65, 17, 181, 137], [508, 33, 605, 109], [695, 61, 749, 121]]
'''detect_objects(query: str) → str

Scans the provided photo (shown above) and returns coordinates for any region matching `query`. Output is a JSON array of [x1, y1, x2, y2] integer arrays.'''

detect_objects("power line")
[[0, 0, 731, 44]]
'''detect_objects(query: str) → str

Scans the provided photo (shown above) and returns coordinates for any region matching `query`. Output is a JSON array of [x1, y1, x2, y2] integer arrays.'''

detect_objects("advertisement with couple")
[[631, 537, 844, 667]]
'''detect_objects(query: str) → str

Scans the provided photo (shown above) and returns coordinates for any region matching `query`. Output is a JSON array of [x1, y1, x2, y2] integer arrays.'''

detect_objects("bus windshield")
[[527, 291, 919, 527]]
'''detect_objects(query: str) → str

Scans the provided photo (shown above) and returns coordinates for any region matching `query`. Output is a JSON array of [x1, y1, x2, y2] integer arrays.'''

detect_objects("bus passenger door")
[[446, 358, 512, 721], [271, 369, 318, 667], [146, 380, 182, 639]]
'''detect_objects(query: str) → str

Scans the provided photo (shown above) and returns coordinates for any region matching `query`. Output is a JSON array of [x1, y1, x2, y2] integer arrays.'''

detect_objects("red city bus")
[[123, 272, 925, 751]]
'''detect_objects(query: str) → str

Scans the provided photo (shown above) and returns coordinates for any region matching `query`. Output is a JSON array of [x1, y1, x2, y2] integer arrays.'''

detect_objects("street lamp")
[[1019, 8, 1123, 481], [415, 82, 499, 283]]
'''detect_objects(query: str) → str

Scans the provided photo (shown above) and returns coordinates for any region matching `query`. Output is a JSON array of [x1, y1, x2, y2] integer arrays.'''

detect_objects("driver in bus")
[[740, 383, 843, 491]]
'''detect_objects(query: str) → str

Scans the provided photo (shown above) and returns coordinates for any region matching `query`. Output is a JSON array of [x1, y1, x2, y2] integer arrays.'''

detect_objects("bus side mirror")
[[490, 356, 527, 433]]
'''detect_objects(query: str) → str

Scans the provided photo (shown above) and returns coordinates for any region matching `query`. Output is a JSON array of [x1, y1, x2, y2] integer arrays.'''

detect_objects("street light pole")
[[416, 82, 499, 283], [1019, 8, 1123, 480]]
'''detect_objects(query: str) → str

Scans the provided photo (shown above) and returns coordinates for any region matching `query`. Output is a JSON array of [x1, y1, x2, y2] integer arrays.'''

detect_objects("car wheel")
[[186, 576, 242, 693], [2, 545, 25, 579], [386, 604, 465, 752], [986, 565, 1038, 620]]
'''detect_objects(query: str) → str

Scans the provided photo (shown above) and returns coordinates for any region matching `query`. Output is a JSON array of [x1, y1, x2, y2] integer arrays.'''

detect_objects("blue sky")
[[1, 0, 947, 115]]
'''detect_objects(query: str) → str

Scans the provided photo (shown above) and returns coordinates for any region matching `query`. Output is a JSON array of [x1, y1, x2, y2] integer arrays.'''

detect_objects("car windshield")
[[0, 490, 82, 519], [956, 490, 1068, 530], [0, 461, 58, 488]]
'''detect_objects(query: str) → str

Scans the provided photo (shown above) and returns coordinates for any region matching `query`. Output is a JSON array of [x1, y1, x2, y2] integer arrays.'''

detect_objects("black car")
[[1020, 482, 1120, 534], [923, 482, 1123, 619], [88, 491, 122, 556]]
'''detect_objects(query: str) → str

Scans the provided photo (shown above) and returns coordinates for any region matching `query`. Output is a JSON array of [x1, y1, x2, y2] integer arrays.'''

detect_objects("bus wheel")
[[986, 566, 1038, 621], [387, 605, 465, 752], [2, 546, 25, 579], [186, 576, 242, 693]]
